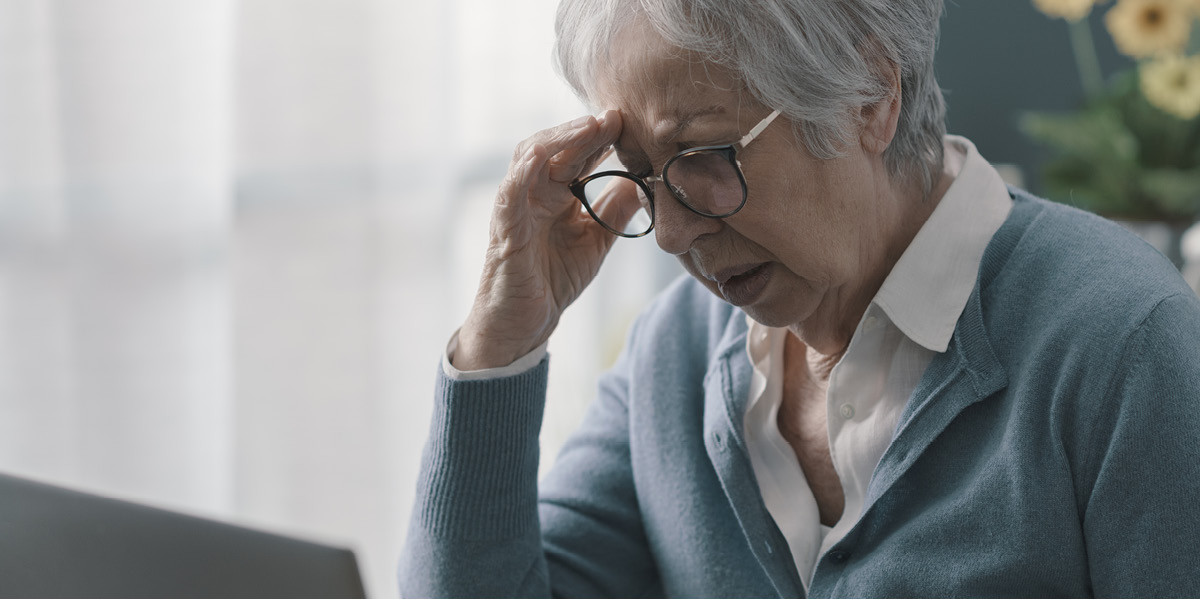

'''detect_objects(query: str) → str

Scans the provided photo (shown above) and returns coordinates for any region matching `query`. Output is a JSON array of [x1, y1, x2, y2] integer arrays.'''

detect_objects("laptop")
[[0, 472, 367, 598]]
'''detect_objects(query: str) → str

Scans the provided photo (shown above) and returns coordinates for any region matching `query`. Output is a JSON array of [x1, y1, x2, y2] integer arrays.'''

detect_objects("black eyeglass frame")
[[568, 108, 782, 238]]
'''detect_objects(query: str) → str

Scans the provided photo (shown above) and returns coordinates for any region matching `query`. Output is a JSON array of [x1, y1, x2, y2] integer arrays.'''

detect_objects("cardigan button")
[[827, 550, 849, 564]]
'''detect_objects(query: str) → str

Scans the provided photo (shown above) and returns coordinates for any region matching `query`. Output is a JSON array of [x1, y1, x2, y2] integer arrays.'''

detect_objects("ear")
[[859, 59, 902, 156]]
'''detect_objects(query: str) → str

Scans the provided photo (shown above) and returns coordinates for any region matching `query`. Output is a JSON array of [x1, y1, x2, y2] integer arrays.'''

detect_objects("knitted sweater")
[[401, 191, 1200, 597]]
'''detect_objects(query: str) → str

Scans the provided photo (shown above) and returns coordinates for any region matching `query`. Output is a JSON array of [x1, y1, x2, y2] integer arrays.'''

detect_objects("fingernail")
[[569, 115, 592, 128]]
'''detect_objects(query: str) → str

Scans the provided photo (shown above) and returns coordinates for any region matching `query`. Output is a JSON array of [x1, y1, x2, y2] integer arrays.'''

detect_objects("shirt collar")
[[872, 135, 1013, 352]]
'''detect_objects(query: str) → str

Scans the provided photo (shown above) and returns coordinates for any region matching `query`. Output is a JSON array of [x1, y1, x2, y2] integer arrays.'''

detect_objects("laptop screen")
[[0, 472, 366, 598]]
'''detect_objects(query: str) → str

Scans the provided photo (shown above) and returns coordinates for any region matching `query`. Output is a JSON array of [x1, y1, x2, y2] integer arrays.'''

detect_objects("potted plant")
[[1021, 0, 1200, 266]]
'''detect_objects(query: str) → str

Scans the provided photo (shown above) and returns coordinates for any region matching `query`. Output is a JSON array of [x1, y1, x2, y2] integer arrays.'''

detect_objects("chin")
[[741, 307, 796, 329], [741, 293, 813, 330], [756, 281, 827, 334]]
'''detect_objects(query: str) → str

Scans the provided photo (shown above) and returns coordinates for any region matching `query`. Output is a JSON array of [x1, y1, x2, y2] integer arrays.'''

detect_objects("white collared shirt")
[[742, 135, 1013, 590]]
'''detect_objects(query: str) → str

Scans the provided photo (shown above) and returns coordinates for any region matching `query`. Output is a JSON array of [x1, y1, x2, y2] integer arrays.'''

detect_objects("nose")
[[652, 183, 723, 255]]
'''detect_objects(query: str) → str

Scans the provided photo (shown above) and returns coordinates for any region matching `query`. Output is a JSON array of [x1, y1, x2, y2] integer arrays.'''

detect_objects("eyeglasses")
[[569, 109, 781, 238]]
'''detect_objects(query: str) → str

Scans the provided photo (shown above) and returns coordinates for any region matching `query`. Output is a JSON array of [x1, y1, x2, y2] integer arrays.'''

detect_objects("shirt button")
[[863, 315, 879, 331], [839, 404, 855, 419]]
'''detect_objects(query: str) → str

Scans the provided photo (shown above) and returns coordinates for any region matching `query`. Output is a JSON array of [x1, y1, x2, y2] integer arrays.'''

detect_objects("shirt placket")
[[822, 305, 889, 556]]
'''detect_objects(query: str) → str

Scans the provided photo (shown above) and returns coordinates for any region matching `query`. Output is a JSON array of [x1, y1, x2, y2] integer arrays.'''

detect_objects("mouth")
[[712, 263, 772, 306], [710, 262, 767, 284]]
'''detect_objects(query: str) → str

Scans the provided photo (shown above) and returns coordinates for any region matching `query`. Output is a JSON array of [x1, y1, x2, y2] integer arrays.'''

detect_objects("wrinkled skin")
[[454, 111, 633, 370], [454, 22, 949, 372]]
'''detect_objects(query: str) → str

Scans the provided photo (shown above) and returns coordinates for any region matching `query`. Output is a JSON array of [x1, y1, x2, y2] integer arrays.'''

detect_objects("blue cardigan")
[[401, 191, 1200, 597]]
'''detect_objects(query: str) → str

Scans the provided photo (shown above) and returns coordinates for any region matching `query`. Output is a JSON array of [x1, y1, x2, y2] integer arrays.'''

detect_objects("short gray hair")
[[554, 0, 947, 196]]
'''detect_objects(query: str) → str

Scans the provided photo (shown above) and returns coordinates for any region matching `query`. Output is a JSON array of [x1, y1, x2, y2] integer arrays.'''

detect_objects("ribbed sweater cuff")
[[415, 356, 550, 540]]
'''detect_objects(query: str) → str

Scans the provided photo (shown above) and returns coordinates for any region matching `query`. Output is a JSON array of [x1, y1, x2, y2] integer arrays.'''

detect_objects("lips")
[[709, 263, 767, 284], [712, 262, 772, 306]]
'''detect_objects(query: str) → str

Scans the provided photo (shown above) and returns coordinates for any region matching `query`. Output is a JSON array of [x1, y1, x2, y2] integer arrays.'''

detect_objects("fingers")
[[496, 110, 622, 224], [512, 113, 597, 165], [494, 143, 543, 222], [546, 110, 622, 183], [582, 146, 616, 175]]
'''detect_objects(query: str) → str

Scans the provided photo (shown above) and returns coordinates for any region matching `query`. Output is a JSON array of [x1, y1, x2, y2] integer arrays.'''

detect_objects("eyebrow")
[[612, 104, 729, 157], [663, 105, 727, 143]]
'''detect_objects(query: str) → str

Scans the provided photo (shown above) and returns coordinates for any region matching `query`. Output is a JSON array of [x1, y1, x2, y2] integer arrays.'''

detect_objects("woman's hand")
[[453, 110, 634, 370]]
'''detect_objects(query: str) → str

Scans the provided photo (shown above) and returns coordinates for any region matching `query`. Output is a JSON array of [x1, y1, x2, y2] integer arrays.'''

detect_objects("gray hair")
[[554, 0, 947, 196]]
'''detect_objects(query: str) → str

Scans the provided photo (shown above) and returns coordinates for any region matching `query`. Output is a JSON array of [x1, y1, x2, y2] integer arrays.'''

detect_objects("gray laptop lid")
[[0, 472, 366, 598]]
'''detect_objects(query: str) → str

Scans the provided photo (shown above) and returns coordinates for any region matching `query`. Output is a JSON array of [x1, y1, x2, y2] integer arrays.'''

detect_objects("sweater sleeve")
[[1082, 291, 1200, 597], [399, 330, 659, 598], [399, 356, 552, 598], [536, 338, 661, 598]]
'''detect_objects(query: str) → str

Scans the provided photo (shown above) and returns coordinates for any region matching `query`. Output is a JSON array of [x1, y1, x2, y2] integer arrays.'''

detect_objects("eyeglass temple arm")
[[736, 109, 782, 149]]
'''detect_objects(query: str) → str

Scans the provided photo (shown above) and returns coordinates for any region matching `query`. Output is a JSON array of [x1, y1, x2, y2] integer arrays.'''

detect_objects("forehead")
[[589, 21, 747, 145]]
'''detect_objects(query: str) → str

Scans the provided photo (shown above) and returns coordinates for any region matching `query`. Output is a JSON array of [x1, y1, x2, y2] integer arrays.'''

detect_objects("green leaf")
[[1022, 69, 1200, 221], [1138, 168, 1200, 221], [1019, 108, 1138, 165], [1041, 157, 1132, 215]]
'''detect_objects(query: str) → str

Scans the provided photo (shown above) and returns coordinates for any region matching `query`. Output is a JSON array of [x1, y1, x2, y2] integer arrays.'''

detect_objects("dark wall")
[[936, 2, 1132, 193]]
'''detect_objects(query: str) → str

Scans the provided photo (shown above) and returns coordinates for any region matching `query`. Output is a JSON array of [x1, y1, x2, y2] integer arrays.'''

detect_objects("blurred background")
[[0, 0, 1183, 597]]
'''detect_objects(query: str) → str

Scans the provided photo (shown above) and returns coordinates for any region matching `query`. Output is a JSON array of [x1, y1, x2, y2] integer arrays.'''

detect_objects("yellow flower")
[[1033, 0, 1100, 20], [1105, 0, 1193, 58], [1140, 55, 1200, 119]]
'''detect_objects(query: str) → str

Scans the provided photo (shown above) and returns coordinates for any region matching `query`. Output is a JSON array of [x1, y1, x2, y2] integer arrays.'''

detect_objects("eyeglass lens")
[[579, 149, 745, 237], [665, 151, 745, 216], [577, 175, 654, 237]]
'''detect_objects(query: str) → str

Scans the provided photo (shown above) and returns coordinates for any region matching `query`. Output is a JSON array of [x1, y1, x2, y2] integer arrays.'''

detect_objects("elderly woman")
[[401, 0, 1200, 596]]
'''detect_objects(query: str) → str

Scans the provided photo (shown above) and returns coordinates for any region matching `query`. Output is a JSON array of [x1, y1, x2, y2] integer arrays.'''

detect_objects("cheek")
[[735, 140, 869, 275], [744, 175, 817, 253], [742, 175, 860, 282]]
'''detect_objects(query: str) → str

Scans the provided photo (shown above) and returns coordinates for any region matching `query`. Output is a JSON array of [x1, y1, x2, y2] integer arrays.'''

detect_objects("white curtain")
[[0, 0, 678, 596]]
